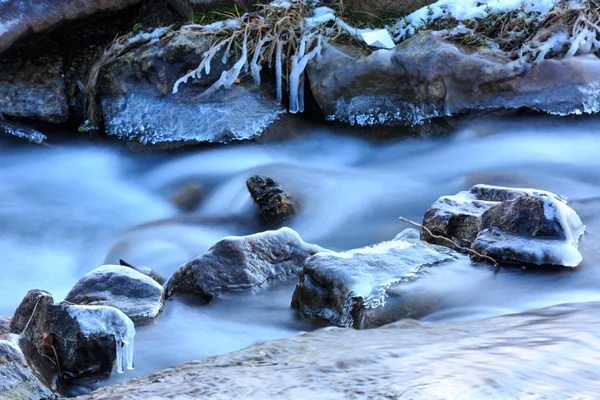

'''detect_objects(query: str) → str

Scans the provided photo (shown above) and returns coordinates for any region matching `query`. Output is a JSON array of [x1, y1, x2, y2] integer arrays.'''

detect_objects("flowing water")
[[2, 115, 600, 396]]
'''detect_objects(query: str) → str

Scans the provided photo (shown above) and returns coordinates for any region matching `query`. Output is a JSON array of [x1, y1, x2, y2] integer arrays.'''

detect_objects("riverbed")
[[2, 115, 600, 396]]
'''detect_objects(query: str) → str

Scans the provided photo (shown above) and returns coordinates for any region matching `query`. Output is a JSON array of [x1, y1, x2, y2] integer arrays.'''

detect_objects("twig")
[[398, 217, 499, 267], [50, 344, 62, 377]]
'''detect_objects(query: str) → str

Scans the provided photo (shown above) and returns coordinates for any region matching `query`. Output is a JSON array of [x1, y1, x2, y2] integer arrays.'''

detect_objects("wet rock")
[[307, 32, 600, 127], [119, 259, 166, 285], [172, 182, 205, 212], [292, 239, 460, 329], [165, 228, 323, 302], [0, 54, 68, 123], [0, 333, 55, 400], [246, 175, 299, 227], [423, 184, 585, 267], [65, 265, 165, 325], [97, 28, 284, 148], [10, 290, 135, 382], [0, 0, 143, 54]]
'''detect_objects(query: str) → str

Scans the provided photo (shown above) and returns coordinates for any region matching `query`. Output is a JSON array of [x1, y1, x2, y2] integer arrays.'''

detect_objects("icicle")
[[289, 35, 322, 114], [172, 38, 230, 94], [298, 73, 305, 113], [251, 35, 272, 86], [200, 28, 249, 99], [275, 38, 284, 103], [115, 335, 123, 373]]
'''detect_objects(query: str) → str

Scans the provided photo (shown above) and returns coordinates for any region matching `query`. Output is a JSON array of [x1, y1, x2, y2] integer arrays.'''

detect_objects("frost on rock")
[[68, 305, 136, 373], [101, 88, 284, 146], [423, 184, 585, 268], [292, 239, 460, 329]]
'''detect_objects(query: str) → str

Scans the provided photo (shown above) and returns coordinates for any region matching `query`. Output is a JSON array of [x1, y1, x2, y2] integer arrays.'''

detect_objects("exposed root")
[[398, 217, 499, 268]]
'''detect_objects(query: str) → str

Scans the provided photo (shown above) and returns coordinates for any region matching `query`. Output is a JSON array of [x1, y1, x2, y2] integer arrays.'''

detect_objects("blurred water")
[[2, 116, 600, 395]]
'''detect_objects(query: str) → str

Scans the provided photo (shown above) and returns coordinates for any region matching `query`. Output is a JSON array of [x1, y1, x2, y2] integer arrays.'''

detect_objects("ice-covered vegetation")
[[393, 0, 599, 64]]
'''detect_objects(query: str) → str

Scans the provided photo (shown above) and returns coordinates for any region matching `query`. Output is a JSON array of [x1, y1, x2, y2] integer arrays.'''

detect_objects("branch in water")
[[398, 217, 499, 267]]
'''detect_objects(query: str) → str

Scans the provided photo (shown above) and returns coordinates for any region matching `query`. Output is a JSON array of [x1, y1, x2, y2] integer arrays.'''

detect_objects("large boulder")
[[422, 185, 585, 267], [96, 27, 284, 148], [246, 175, 299, 227], [10, 290, 135, 382], [307, 32, 600, 127], [0, 54, 68, 123], [292, 239, 461, 329], [0, 333, 55, 400], [165, 228, 324, 301], [0, 0, 143, 54], [65, 265, 165, 325]]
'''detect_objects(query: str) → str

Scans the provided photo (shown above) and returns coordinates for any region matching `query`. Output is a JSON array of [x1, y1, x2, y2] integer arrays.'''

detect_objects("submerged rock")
[[307, 32, 600, 127], [172, 182, 205, 212], [292, 239, 460, 329], [246, 175, 299, 227], [0, 54, 68, 123], [97, 28, 284, 148], [422, 185, 585, 267], [165, 228, 323, 302], [0, 0, 143, 54], [0, 333, 55, 400], [10, 290, 135, 382], [65, 265, 165, 325]]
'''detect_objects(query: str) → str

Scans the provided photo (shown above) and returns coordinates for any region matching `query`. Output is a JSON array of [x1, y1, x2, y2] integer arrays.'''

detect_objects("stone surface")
[[307, 32, 600, 127], [0, 54, 68, 123], [0, 316, 10, 335], [76, 301, 600, 399], [65, 265, 165, 325], [97, 27, 284, 148], [10, 290, 135, 382], [246, 175, 299, 227], [422, 185, 585, 267], [165, 228, 323, 302], [119, 259, 166, 285], [0, 333, 55, 400], [0, 0, 143, 54], [292, 239, 460, 329]]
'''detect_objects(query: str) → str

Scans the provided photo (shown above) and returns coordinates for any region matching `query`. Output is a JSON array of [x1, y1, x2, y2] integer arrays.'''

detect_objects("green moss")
[[192, 5, 240, 25]]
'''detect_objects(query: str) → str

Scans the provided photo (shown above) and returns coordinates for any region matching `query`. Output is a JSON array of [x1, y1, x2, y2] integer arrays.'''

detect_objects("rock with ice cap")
[[165, 228, 324, 302], [291, 239, 461, 329], [10, 290, 135, 383], [422, 185, 585, 267], [65, 265, 165, 325]]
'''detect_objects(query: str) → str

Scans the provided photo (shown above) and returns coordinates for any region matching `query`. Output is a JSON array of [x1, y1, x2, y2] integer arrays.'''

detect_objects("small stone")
[[246, 175, 299, 227]]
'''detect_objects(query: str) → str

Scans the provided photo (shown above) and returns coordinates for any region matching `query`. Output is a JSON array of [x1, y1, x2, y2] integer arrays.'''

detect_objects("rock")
[[307, 32, 600, 127], [0, 54, 68, 123], [422, 184, 585, 267], [292, 239, 460, 329], [0, 0, 143, 54], [0, 333, 55, 400], [0, 120, 47, 144], [165, 228, 323, 302], [172, 182, 205, 212], [65, 265, 165, 325], [0, 317, 10, 335], [97, 27, 284, 148], [246, 175, 299, 227], [119, 259, 166, 285], [10, 290, 135, 382]]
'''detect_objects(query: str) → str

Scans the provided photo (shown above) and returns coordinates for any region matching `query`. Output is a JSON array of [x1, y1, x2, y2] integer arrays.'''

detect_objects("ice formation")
[[67, 305, 136, 373], [289, 34, 322, 113]]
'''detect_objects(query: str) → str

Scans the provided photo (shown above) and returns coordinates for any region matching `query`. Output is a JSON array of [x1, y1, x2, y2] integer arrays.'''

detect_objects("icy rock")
[[97, 29, 284, 148], [307, 32, 600, 127], [119, 259, 166, 285], [0, 333, 54, 400], [246, 175, 299, 227], [292, 239, 461, 329], [65, 265, 165, 325], [422, 185, 585, 267], [0, 54, 68, 123], [0, 0, 143, 54], [165, 228, 324, 301], [0, 120, 47, 144], [10, 290, 135, 381]]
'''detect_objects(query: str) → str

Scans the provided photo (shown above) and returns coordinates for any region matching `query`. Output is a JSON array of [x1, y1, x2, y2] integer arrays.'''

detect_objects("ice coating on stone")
[[67, 305, 135, 373], [394, 228, 420, 241], [101, 90, 284, 146], [0, 120, 46, 144], [221, 227, 326, 255]]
